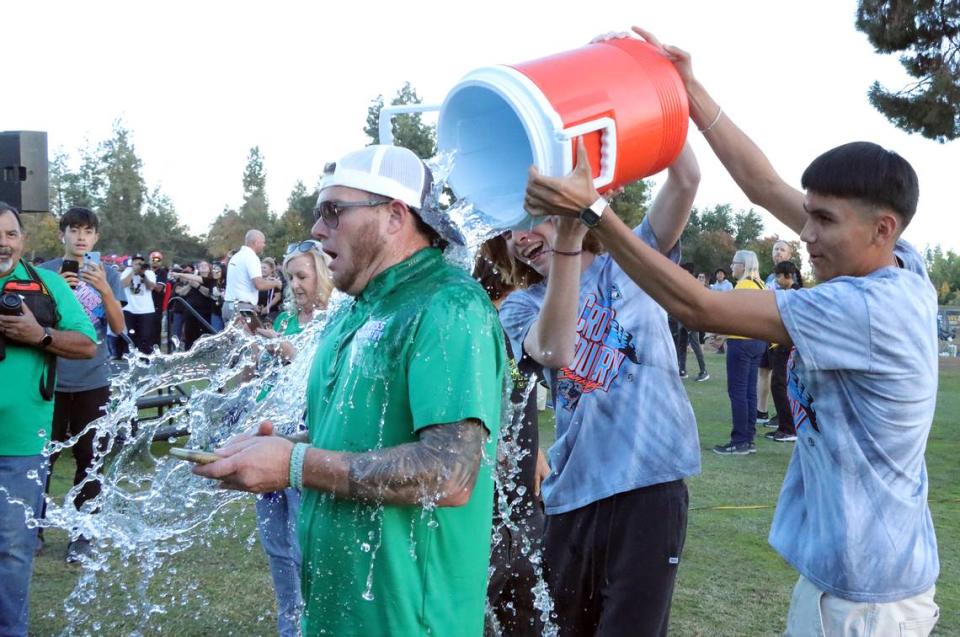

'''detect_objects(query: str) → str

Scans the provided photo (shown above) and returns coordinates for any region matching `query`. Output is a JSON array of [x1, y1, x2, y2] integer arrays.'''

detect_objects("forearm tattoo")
[[345, 419, 486, 506]]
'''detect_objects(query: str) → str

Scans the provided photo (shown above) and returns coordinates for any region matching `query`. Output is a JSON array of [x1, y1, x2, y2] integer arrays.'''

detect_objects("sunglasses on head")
[[285, 239, 323, 256]]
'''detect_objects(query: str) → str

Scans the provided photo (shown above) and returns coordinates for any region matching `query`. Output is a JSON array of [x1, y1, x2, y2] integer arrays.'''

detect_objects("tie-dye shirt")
[[500, 218, 700, 515], [769, 240, 939, 602]]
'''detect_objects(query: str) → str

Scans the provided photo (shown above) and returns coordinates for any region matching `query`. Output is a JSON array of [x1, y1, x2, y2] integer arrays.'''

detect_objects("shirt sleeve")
[[775, 279, 871, 372], [636, 216, 681, 264], [498, 289, 543, 368], [145, 270, 157, 285], [245, 253, 262, 281], [407, 290, 505, 436]]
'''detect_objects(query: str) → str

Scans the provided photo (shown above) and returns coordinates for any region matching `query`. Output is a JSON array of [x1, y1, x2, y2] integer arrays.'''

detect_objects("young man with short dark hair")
[[523, 28, 941, 635], [40, 206, 125, 561]]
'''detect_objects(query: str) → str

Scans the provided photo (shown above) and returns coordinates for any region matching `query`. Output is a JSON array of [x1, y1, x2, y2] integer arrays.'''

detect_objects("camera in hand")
[[0, 293, 23, 362], [0, 292, 23, 316]]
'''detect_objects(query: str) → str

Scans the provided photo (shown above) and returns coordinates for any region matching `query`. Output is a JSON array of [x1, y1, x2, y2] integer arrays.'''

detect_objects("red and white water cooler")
[[380, 38, 689, 230]]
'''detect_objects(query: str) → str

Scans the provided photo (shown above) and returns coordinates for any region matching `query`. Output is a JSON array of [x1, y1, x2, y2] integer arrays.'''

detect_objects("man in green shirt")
[[0, 203, 97, 636], [196, 146, 506, 636]]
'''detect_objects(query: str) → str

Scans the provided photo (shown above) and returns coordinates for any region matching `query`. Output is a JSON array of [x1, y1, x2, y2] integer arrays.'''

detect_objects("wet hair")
[[801, 142, 919, 228], [472, 254, 514, 303], [59, 206, 100, 232], [774, 260, 803, 288], [0, 202, 23, 230], [411, 209, 448, 251]]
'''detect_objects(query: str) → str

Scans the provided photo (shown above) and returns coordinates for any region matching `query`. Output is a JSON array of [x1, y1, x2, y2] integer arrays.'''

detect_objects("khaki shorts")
[[784, 575, 939, 637]]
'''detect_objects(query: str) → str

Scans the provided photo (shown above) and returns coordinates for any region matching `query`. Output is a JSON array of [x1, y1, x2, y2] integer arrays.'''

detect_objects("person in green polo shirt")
[[196, 146, 506, 637], [0, 202, 96, 636]]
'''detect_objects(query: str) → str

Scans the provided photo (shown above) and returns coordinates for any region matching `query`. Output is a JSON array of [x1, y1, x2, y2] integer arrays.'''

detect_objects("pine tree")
[[364, 82, 437, 159], [856, 0, 960, 141], [98, 122, 147, 253]]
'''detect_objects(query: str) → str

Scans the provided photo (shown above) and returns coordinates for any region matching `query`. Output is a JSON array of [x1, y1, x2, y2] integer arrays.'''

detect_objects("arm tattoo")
[[345, 419, 486, 506]]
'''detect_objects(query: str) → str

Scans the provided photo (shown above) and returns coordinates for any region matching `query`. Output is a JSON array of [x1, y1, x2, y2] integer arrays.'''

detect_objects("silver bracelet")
[[699, 106, 723, 133]]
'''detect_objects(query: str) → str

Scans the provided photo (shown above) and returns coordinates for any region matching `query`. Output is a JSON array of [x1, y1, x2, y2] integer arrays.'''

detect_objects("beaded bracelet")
[[288, 442, 309, 490]]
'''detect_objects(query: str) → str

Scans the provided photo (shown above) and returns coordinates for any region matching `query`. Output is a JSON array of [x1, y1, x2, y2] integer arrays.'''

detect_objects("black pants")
[[46, 386, 111, 511], [768, 346, 796, 435], [677, 326, 706, 375], [122, 311, 154, 355], [487, 504, 545, 636], [182, 311, 212, 351], [544, 480, 689, 637]]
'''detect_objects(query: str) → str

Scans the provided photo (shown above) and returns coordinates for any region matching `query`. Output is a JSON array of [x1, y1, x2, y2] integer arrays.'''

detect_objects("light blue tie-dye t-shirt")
[[499, 218, 700, 515], [769, 240, 939, 603]]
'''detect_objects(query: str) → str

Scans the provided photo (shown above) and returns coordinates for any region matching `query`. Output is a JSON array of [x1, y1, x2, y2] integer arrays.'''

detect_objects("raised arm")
[[525, 139, 791, 345], [646, 141, 700, 253], [632, 27, 807, 235], [193, 419, 487, 507]]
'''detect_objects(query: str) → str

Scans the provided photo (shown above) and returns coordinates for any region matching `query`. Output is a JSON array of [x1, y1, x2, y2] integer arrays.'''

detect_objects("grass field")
[[30, 355, 960, 635]]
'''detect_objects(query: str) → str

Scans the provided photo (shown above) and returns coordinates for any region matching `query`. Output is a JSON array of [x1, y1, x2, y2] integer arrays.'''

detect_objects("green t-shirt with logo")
[[0, 261, 96, 456], [299, 248, 506, 637]]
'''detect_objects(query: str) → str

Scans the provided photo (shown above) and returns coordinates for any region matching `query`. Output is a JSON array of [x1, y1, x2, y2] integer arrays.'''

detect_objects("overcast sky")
[[7, 0, 959, 252]]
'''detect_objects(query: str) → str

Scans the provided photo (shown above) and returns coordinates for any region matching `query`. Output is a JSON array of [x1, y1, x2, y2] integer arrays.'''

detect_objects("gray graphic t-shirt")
[[769, 240, 939, 602], [41, 258, 124, 392], [500, 218, 700, 515]]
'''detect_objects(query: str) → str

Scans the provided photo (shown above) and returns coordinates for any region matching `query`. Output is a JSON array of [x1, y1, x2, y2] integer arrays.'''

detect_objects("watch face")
[[580, 208, 601, 227]]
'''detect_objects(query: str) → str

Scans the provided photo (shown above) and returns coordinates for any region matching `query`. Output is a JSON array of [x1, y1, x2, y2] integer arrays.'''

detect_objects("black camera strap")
[[0, 260, 60, 400]]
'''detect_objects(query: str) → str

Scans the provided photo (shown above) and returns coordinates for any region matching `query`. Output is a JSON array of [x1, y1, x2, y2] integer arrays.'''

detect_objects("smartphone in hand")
[[83, 251, 101, 270], [169, 447, 221, 464], [60, 259, 80, 275]]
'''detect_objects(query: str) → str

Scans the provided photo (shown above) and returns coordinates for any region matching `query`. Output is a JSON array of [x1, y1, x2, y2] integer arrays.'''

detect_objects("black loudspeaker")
[[0, 131, 48, 212]]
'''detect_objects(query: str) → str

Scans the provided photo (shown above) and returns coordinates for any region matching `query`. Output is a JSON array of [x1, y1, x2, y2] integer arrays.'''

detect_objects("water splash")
[[13, 152, 559, 635]]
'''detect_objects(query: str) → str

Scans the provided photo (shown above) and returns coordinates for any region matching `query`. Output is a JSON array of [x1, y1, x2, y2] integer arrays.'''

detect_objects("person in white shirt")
[[121, 254, 157, 354], [223, 229, 281, 322]]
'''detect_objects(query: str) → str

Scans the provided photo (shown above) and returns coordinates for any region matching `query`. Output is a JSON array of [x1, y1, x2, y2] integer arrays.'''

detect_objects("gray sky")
[[8, 0, 959, 251]]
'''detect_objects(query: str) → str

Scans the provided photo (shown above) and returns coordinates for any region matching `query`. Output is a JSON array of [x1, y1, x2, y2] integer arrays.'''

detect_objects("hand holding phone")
[[169, 447, 221, 464], [83, 251, 101, 270], [238, 309, 263, 332]]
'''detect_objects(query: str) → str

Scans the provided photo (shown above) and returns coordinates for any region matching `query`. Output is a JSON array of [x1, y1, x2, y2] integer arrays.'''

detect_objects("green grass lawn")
[[30, 355, 960, 635]]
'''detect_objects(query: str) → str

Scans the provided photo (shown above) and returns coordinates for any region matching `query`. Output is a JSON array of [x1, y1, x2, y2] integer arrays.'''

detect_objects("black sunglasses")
[[312, 199, 390, 229], [285, 240, 323, 256]]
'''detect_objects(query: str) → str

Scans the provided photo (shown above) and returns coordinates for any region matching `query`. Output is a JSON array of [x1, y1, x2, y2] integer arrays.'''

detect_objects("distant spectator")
[[710, 268, 733, 291], [673, 263, 709, 382], [223, 230, 281, 322], [120, 255, 158, 354], [171, 261, 215, 350], [148, 251, 169, 351], [209, 262, 226, 332], [764, 261, 803, 443], [258, 257, 284, 322], [714, 250, 766, 455], [757, 239, 797, 426]]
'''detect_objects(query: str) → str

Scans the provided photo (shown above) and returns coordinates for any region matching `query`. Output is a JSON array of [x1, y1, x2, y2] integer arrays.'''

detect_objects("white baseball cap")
[[320, 145, 465, 247]]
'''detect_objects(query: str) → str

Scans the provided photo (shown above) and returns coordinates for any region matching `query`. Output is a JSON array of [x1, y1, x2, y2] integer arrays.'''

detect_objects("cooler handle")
[[378, 104, 441, 145], [557, 117, 617, 188]]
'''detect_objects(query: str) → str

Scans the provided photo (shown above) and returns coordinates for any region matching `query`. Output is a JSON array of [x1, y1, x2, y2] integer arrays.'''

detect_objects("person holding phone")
[[40, 206, 126, 562]]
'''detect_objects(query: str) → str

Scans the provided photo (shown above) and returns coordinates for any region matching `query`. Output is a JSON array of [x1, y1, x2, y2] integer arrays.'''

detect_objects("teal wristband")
[[288, 443, 309, 490]]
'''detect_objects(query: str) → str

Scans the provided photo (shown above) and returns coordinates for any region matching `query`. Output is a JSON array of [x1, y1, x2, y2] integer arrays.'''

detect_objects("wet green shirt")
[[299, 248, 505, 637], [0, 261, 96, 456]]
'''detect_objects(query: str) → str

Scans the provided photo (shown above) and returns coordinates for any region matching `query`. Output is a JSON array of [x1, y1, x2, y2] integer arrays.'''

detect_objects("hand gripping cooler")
[[380, 38, 689, 230]]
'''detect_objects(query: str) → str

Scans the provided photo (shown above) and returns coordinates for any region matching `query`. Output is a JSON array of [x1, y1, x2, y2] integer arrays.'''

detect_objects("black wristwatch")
[[579, 196, 607, 228], [39, 327, 53, 349]]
